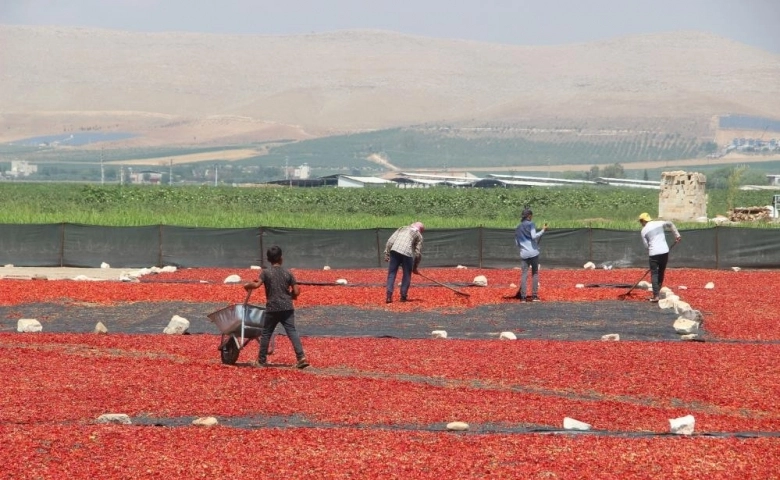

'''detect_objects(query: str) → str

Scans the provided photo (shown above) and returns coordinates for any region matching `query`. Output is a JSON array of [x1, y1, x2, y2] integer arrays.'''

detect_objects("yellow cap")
[[638, 212, 652, 222]]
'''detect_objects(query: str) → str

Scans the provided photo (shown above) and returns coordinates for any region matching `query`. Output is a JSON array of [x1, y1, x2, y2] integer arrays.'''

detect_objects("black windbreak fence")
[[0, 224, 778, 269]]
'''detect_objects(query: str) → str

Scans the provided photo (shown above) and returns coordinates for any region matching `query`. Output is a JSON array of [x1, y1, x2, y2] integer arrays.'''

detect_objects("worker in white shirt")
[[638, 213, 681, 302]]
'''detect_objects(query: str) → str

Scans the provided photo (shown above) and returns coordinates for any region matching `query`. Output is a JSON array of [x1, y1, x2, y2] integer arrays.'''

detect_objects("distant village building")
[[129, 170, 163, 185], [9, 161, 38, 177], [767, 174, 780, 186], [658, 171, 707, 221], [293, 164, 311, 179]]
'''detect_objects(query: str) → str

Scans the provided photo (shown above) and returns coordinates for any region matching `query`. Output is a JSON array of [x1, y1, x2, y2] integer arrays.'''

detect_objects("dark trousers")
[[386, 251, 414, 299], [520, 255, 540, 298], [259, 309, 305, 363], [649, 252, 669, 297]]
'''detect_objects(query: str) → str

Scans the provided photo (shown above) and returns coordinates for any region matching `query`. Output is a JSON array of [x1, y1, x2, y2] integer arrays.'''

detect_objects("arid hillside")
[[1, 25, 779, 146]]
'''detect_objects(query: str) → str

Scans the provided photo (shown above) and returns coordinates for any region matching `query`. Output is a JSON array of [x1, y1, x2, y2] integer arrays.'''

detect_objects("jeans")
[[386, 251, 414, 299], [259, 309, 305, 363], [649, 252, 669, 298], [520, 255, 540, 298]]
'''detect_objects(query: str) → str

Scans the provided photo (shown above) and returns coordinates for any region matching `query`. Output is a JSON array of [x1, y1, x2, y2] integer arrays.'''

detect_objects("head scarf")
[[410, 221, 425, 233]]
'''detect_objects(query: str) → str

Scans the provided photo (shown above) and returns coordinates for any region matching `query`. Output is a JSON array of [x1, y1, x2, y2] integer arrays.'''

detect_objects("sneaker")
[[400, 296, 408, 302], [649, 296, 660, 303], [385, 297, 392, 304], [530, 296, 541, 302], [296, 358, 310, 369], [255, 360, 268, 367]]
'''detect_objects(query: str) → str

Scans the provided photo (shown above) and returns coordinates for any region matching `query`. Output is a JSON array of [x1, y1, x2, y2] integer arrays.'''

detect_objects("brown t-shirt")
[[259, 265, 296, 312]]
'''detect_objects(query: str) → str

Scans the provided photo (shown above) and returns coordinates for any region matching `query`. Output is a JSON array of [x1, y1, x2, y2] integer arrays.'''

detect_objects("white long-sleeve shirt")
[[641, 220, 680, 256]]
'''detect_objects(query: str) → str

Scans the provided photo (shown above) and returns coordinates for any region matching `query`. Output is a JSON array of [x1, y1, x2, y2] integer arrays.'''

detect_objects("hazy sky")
[[1, 0, 779, 53]]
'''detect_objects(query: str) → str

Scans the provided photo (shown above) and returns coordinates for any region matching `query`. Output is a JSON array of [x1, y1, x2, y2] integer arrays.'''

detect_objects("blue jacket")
[[515, 219, 543, 259]]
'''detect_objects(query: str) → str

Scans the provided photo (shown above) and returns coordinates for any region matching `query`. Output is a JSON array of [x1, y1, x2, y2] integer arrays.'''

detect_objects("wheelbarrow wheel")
[[220, 338, 240, 365]]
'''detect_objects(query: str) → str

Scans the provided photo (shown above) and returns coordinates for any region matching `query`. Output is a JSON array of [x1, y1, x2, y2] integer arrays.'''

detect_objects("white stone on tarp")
[[499, 331, 517, 340], [163, 315, 190, 335], [100, 262, 110, 269], [96, 413, 132, 425], [161, 266, 177, 273], [658, 295, 680, 309], [223, 274, 242, 284], [17, 319, 42, 333], [94, 322, 108, 334], [678, 285, 688, 290], [704, 282, 715, 289], [575, 284, 585, 288], [446, 421, 469, 431], [601, 334, 620, 341], [335, 278, 348, 285], [681, 334, 699, 341], [563, 417, 592, 431], [510, 283, 517, 288], [192, 416, 218, 427], [456, 265, 468, 269], [669, 415, 695, 435], [637, 281, 651, 289], [250, 265, 262, 270], [118, 272, 139, 282], [473, 275, 488, 287], [583, 262, 595, 270], [323, 266, 331, 270], [73, 275, 100, 281], [128, 268, 151, 278], [731, 267, 741, 272], [681, 309, 704, 323], [431, 330, 448, 339], [674, 301, 692, 314], [150, 266, 162, 274], [673, 318, 699, 334]]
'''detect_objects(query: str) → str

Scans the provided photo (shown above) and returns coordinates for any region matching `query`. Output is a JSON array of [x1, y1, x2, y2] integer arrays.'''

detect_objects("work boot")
[[386, 295, 392, 304], [400, 296, 408, 302]]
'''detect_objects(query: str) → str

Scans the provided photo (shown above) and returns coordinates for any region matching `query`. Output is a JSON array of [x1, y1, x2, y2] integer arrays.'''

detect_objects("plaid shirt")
[[384, 226, 423, 260]]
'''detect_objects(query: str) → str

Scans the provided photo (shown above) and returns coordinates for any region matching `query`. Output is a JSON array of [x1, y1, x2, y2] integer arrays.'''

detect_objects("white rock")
[[335, 278, 348, 285], [446, 421, 469, 431], [323, 266, 331, 270], [731, 267, 741, 272], [563, 417, 592, 431], [681, 309, 704, 323], [473, 275, 488, 287], [575, 284, 585, 289], [223, 274, 242, 284], [678, 285, 688, 290], [149, 266, 162, 274], [100, 262, 110, 269], [674, 301, 692, 314], [95, 413, 132, 425], [712, 216, 730, 225], [118, 273, 139, 283], [456, 265, 468, 269], [704, 282, 715, 289], [499, 331, 517, 340], [601, 334, 620, 341], [73, 275, 100, 281], [250, 265, 262, 270], [637, 281, 651, 289], [673, 318, 699, 334], [669, 415, 695, 435], [431, 330, 448, 339], [94, 322, 108, 334], [583, 262, 596, 270], [161, 266, 177, 273], [192, 416, 219, 427], [17, 318, 42, 333], [163, 315, 190, 335], [657, 295, 680, 309], [509, 283, 517, 288], [680, 334, 699, 341]]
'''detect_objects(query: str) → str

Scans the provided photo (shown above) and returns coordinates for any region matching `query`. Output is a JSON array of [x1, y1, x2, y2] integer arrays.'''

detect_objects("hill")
[[1, 25, 779, 149]]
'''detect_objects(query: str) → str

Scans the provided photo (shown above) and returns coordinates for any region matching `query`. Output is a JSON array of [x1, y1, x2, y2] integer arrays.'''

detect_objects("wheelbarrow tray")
[[207, 303, 266, 334]]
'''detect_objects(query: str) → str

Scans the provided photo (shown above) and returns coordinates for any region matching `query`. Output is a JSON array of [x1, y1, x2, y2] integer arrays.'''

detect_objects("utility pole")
[[100, 148, 105, 185], [214, 164, 218, 187], [169, 159, 173, 185]]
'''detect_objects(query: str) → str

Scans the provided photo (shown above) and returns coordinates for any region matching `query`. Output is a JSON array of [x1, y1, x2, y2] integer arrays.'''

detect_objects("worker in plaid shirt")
[[384, 222, 424, 303]]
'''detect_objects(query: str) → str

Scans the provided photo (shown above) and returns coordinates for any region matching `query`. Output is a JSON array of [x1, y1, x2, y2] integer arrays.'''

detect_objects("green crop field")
[[0, 183, 776, 229]]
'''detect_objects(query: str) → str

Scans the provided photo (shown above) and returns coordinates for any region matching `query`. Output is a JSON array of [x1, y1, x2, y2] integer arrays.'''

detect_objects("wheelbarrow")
[[207, 291, 276, 365]]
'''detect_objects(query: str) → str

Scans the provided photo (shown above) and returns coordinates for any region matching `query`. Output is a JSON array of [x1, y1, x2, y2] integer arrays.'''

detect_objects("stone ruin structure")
[[658, 171, 707, 221]]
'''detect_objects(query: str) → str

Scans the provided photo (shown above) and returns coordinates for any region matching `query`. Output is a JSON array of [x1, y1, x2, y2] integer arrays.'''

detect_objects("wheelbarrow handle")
[[243, 289, 252, 305]]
